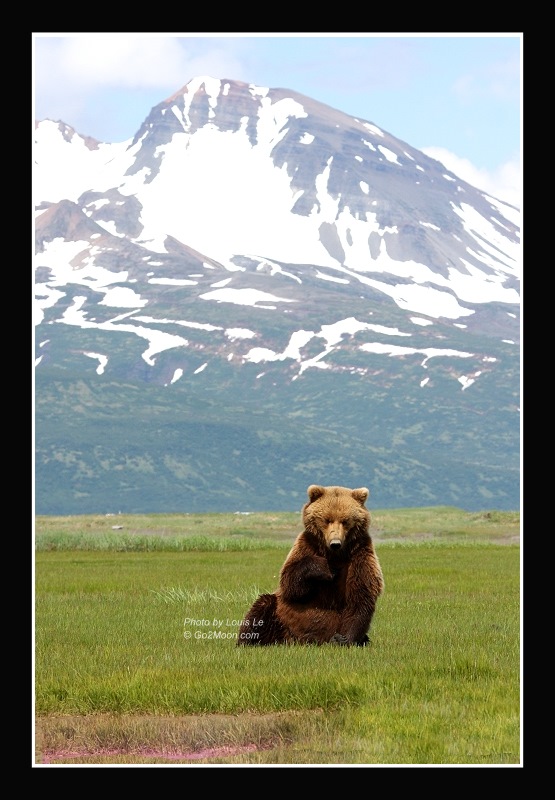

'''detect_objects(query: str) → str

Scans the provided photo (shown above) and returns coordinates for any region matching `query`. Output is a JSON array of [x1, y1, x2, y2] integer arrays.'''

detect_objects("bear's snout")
[[327, 523, 345, 549], [330, 539, 342, 550]]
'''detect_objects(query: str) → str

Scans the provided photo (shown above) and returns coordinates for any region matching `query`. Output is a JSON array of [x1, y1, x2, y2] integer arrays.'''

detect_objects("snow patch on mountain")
[[148, 277, 198, 286], [34, 121, 134, 203], [199, 287, 298, 308], [59, 296, 189, 365], [243, 317, 427, 375], [84, 352, 108, 374]]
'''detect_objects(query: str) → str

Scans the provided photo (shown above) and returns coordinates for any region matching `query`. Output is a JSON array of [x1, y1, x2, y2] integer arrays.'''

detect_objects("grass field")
[[34, 508, 521, 766]]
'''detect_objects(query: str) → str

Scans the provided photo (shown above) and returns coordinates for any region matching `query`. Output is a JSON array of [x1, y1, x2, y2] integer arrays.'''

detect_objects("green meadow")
[[34, 508, 521, 766]]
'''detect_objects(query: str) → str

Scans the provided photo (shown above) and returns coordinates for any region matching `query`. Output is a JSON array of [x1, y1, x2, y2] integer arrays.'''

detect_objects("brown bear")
[[237, 485, 383, 647]]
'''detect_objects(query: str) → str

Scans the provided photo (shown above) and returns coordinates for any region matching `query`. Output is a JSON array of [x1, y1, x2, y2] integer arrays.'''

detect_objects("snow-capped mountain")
[[34, 76, 521, 515]]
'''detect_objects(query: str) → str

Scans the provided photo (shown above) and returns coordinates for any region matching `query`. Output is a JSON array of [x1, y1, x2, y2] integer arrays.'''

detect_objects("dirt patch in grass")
[[35, 710, 315, 765], [40, 742, 270, 764]]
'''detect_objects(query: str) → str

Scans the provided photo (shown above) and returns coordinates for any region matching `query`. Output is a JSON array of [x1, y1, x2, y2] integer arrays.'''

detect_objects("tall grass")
[[35, 506, 519, 551]]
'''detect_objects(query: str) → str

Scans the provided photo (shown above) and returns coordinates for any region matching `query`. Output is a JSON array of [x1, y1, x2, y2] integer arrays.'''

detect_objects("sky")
[[33, 33, 522, 209]]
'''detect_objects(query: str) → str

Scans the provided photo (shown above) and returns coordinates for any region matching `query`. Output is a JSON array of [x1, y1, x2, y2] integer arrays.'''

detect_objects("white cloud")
[[63, 36, 189, 88], [422, 146, 521, 210], [33, 35, 248, 137], [35, 35, 246, 92]]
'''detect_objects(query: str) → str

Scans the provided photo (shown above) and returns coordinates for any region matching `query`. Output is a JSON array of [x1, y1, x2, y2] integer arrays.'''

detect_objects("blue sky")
[[33, 33, 522, 207]]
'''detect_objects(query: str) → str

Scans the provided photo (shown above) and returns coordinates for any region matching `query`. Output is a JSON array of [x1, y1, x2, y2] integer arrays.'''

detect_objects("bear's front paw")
[[330, 633, 350, 646], [312, 556, 334, 580]]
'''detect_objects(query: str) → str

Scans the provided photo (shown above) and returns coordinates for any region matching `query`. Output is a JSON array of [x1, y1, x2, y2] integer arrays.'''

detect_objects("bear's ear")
[[307, 485, 325, 502], [352, 488, 369, 505]]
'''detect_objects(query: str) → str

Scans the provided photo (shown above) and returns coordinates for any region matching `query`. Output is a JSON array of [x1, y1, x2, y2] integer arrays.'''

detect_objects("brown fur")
[[237, 485, 384, 647]]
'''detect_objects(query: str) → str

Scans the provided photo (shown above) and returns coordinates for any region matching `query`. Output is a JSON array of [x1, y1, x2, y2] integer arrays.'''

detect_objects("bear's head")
[[302, 485, 371, 552]]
